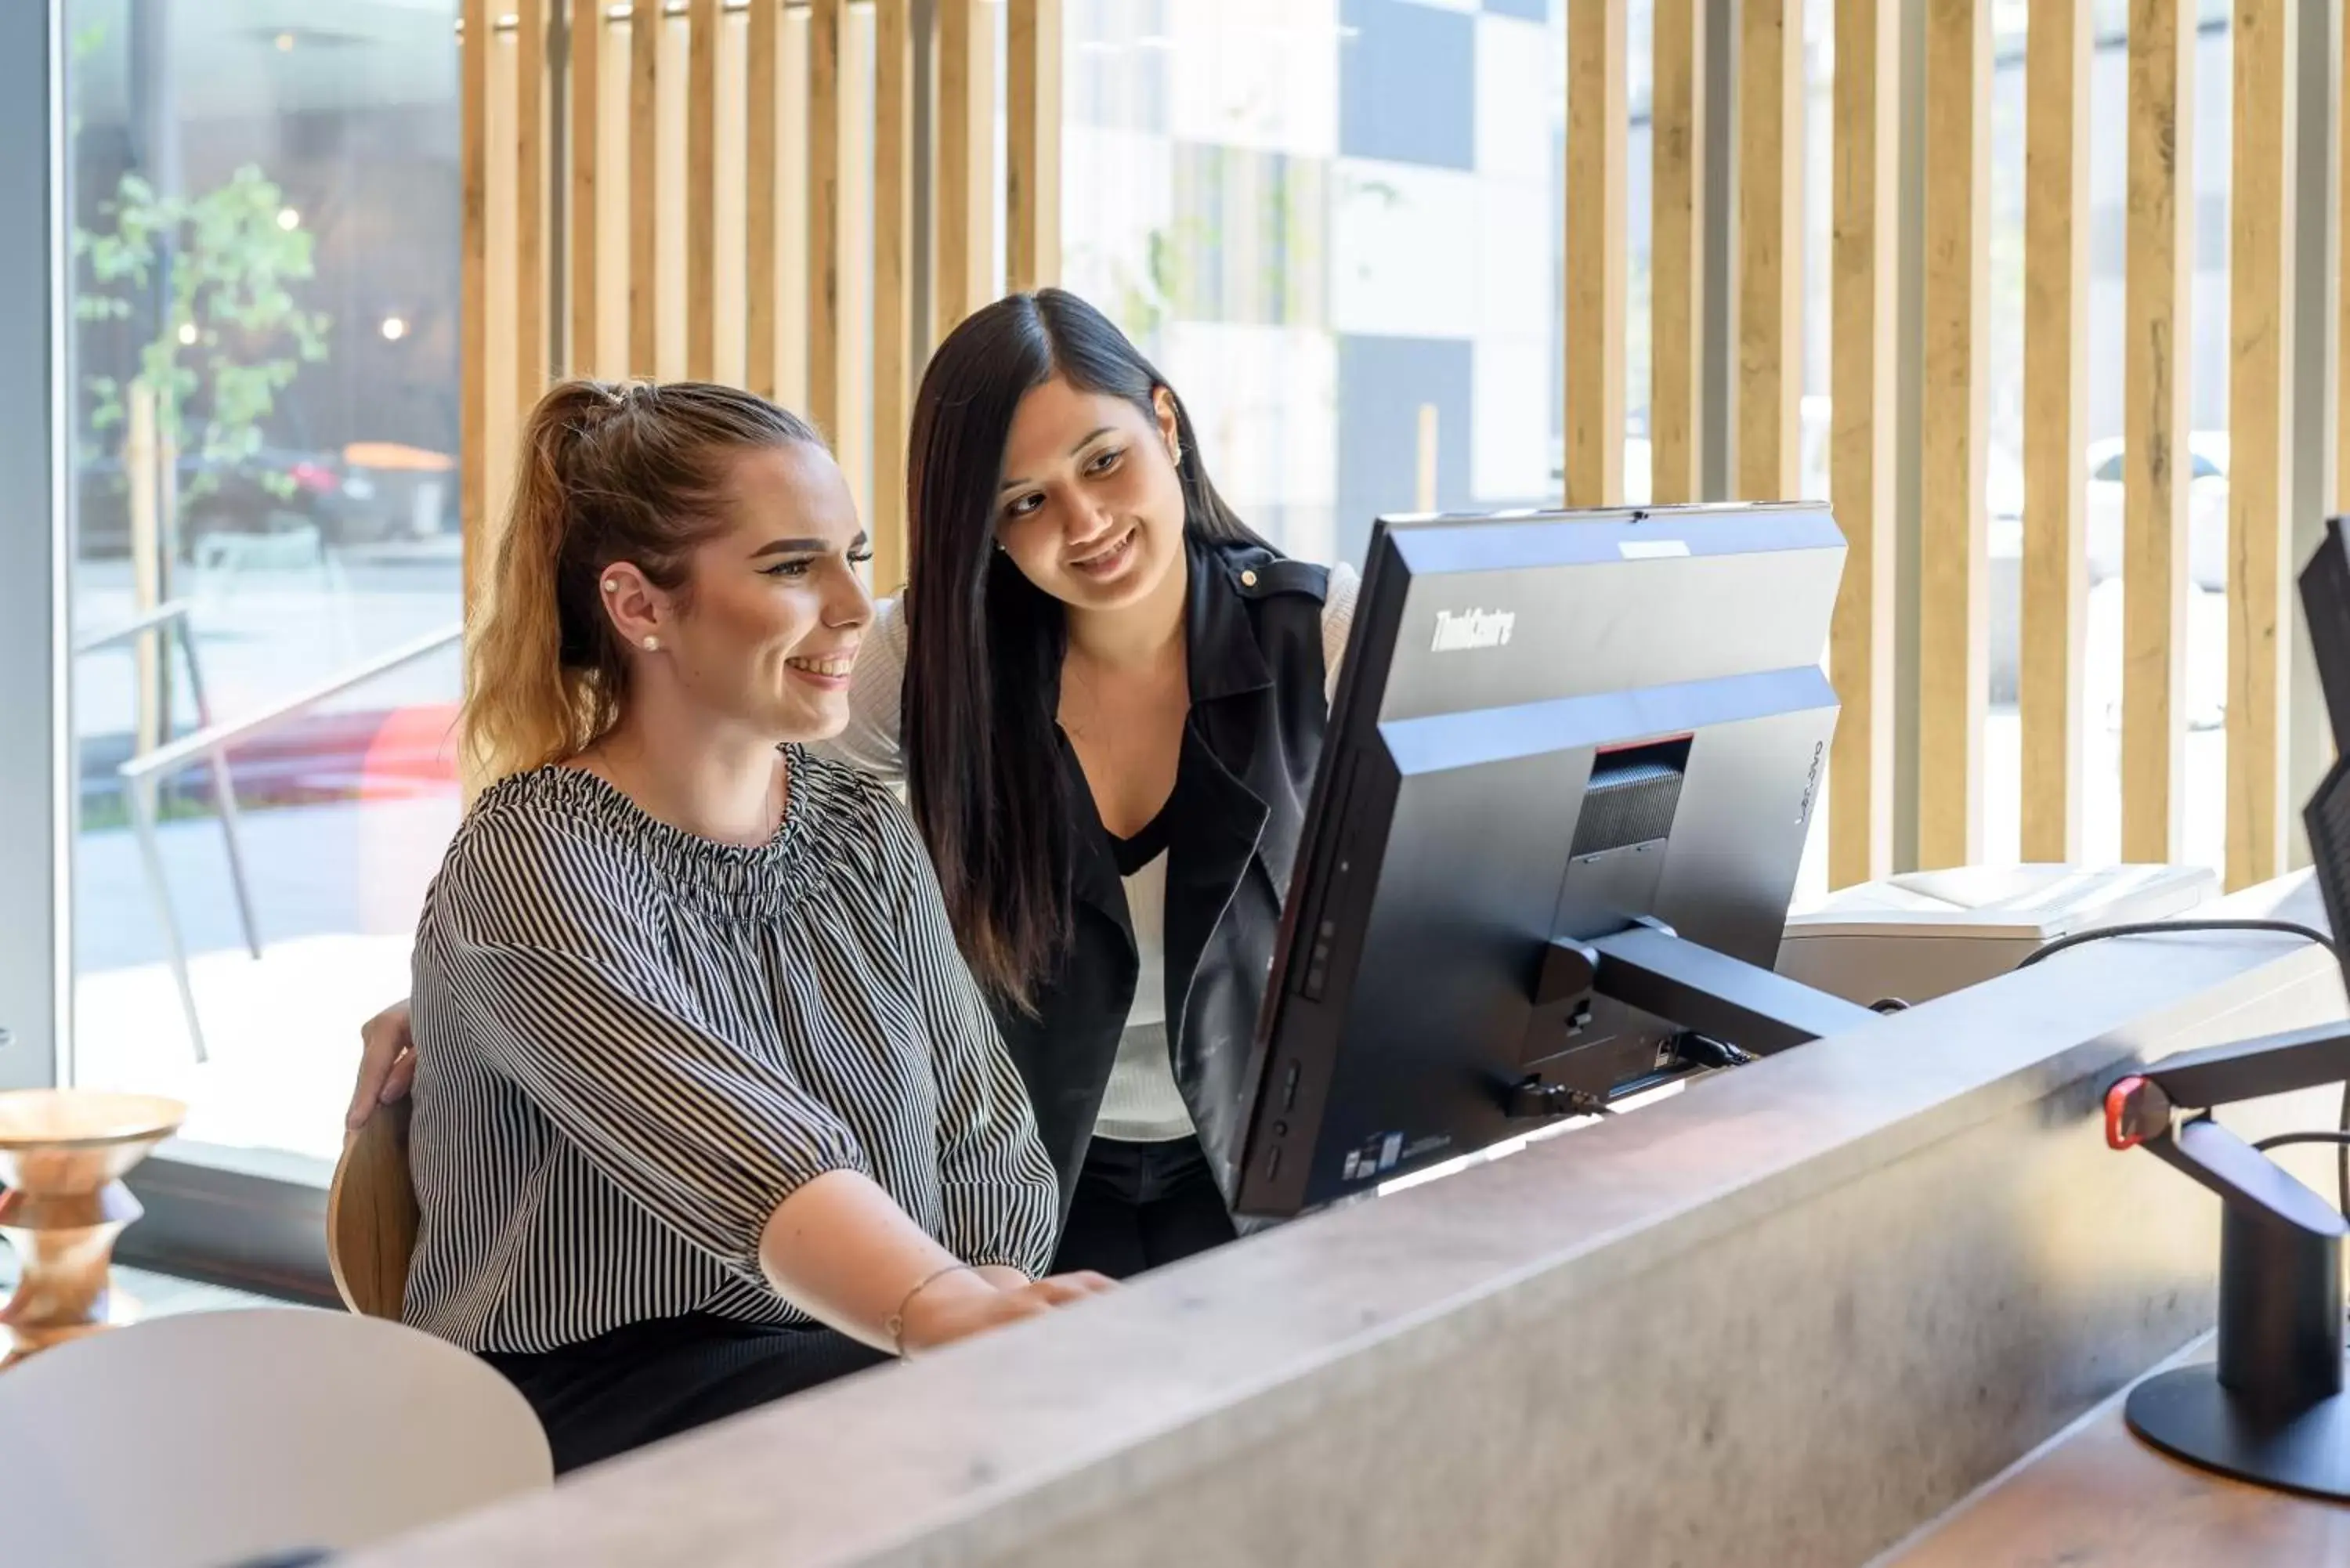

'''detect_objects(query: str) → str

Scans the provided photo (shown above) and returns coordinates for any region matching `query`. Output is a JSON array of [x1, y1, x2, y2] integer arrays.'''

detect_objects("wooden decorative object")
[[0, 1089, 186, 1366]]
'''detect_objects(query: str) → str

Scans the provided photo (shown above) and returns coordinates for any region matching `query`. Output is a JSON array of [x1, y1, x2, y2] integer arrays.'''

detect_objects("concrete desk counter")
[[353, 874, 2348, 1568]]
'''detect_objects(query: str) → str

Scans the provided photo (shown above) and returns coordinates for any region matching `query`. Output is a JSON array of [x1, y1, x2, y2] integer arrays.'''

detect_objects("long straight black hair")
[[902, 288, 1266, 1007]]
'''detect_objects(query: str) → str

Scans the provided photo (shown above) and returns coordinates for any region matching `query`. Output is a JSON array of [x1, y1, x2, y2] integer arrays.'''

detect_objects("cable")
[[2252, 1131, 2350, 1152], [2037, 919, 2347, 1213], [2014, 919, 2335, 971], [2252, 1118, 2350, 1216]]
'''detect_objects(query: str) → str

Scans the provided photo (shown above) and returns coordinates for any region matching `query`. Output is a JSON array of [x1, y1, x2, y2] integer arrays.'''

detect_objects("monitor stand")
[[1540, 917, 1880, 1057]]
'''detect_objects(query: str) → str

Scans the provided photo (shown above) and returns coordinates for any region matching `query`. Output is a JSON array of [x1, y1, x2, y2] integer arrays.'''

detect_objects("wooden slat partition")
[[2123, 0, 2194, 863], [568, 0, 600, 376], [1734, 0, 1802, 501], [465, 0, 1018, 598], [1006, 0, 1061, 294], [872, 0, 914, 594], [1564, 0, 1626, 509], [516, 0, 547, 407], [627, 0, 659, 376], [1827, 0, 1898, 888], [2226, 0, 2298, 889], [2020, 0, 2090, 864], [461, 0, 489, 607], [809, 0, 845, 437], [746, 0, 779, 399], [934, 0, 994, 337], [685, 0, 719, 379], [1915, 0, 1990, 871], [1649, 0, 1703, 507]]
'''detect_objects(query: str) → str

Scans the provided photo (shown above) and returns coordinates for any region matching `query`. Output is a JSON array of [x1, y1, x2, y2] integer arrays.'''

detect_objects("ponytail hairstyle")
[[461, 378, 823, 786], [902, 288, 1266, 1008]]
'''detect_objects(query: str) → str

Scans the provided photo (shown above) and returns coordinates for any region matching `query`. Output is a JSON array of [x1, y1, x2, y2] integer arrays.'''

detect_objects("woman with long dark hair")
[[352, 291, 1358, 1279]]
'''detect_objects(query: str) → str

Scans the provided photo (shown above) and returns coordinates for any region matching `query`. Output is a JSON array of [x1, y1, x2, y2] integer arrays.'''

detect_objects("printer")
[[1776, 862, 2218, 1007]]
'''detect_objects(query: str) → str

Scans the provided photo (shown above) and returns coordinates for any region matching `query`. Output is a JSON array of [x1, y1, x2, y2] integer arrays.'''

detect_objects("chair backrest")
[[0, 1306, 551, 1568], [327, 1094, 418, 1319]]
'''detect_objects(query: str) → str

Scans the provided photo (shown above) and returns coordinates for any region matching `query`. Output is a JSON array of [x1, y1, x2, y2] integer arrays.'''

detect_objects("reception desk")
[[352, 873, 2348, 1568]]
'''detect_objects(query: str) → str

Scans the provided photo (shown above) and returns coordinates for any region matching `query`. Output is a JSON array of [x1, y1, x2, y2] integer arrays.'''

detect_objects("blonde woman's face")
[[647, 443, 873, 742]]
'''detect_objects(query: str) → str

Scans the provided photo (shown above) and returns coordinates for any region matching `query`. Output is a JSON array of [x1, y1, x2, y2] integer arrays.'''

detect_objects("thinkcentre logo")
[[1430, 607, 1516, 654]]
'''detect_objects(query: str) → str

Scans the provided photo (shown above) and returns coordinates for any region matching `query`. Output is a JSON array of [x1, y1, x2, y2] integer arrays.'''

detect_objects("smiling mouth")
[[1068, 526, 1137, 575], [785, 652, 857, 679]]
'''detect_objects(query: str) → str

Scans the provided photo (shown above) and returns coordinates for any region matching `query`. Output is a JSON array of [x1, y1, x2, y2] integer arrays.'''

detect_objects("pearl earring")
[[1170, 444, 1184, 466], [642, 636, 660, 652], [602, 579, 619, 594]]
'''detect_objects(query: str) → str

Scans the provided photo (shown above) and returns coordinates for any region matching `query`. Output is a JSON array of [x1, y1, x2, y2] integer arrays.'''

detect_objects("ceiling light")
[[380, 316, 408, 342]]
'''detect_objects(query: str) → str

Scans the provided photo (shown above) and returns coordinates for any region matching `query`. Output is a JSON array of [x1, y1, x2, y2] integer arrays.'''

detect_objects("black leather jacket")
[[993, 537, 1331, 1219]]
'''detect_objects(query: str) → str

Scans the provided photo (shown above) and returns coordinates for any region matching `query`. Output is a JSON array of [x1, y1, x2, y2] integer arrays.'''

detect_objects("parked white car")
[[2083, 432, 2230, 593]]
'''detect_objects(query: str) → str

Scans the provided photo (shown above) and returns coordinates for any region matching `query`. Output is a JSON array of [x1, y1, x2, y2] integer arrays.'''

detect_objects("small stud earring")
[[602, 579, 619, 594], [1170, 444, 1184, 467], [642, 636, 660, 652]]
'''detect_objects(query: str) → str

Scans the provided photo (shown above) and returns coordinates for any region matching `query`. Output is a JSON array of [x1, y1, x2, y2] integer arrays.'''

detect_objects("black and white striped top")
[[403, 750, 1060, 1353]]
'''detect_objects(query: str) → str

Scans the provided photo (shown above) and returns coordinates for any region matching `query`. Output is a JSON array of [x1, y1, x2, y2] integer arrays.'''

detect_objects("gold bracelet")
[[885, 1263, 976, 1356]]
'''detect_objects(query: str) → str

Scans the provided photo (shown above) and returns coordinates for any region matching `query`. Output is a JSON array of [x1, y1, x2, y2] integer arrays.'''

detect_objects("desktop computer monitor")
[[1234, 504, 1878, 1219]]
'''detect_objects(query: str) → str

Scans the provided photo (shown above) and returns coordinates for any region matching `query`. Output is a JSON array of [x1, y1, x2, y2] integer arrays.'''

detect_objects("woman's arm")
[[863, 788, 1061, 1280], [759, 1170, 1108, 1351]]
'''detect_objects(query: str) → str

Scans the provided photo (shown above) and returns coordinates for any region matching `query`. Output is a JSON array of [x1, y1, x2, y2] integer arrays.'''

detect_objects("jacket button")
[[1241, 569, 1258, 587]]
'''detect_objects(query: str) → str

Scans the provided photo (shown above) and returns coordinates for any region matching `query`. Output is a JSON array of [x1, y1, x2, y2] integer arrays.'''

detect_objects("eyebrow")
[[997, 425, 1119, 493], [751, 532, 867, 559]]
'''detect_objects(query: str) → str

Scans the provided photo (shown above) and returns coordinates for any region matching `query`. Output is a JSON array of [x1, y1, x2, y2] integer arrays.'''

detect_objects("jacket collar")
[[1183, 537, 1276, 708]]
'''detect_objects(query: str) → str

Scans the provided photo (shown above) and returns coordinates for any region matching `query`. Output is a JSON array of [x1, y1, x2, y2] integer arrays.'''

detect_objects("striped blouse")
[[402, 750, 1061, 1354]]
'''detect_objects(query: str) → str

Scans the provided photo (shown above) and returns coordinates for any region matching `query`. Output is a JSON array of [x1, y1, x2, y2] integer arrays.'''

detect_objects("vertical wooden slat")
[[461, 0, 490, 609], [747, 0, 779, 399], [1734, 0, 1802, 501], [1564, 0, 1626, 509], [2021, 0, 2090, 864], [934, 0, 992, 337], [711, 6, 749, 387], [654, 12, 689, 378], [628, 0, 659, 376], [778, 7, 811, 409], [1649, 0, 1704, 506], [1006, 0, 1061, 294], [809, 0, 845, 439], [568, 0, 600, 375], [872, 0, 914, 593], [2340, 4, 2350, 518], [2226, 0, 2298, 889], [486, 31, 522, 540], [1828, 0, 1898, 888], [516, 0, 546, 406], [596, 11, 631, 378], [2123, 0, 2194, 863], [685, 0, 719, 380], [1915, 0, 1990, 871], [839, 5, 877, 519]]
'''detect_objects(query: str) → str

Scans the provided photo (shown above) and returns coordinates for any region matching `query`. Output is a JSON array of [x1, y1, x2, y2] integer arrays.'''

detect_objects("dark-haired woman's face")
[[992, 376, 1187, 615]]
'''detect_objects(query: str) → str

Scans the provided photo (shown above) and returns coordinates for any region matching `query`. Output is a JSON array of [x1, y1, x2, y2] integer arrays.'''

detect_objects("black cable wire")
[[2034, 918, 2347, 1212], [2252, 1130, 2350, 1152], [2014, 919, 2336, 971]]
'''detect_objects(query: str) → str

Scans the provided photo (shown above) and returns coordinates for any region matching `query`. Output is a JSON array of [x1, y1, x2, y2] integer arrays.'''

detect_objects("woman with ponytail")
[[358, 293, 1361, 1282], [394, 379, 1106, 1473]]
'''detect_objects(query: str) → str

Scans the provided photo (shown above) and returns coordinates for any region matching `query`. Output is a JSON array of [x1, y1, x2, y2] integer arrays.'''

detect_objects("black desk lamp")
[[2094, 515, 2350, 1499]]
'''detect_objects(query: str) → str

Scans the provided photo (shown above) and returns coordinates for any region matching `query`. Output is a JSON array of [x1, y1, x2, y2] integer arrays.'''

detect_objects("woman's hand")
[[345, 999, 418, 1132], [896, 1268, 1117, 1354]]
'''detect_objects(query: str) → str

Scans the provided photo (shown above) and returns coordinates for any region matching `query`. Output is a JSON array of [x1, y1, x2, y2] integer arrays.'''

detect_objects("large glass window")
[[67, 2, 462, 1170], [1061, 0, 1568, 571]]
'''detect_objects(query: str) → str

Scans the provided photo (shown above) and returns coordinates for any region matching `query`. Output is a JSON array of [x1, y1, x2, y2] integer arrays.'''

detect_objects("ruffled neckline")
[[475, 745, 845, 922]]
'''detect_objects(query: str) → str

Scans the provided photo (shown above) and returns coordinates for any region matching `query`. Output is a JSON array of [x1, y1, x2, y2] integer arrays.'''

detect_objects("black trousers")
[[481, 1313, 888, 1474], [1050, 1135, 1238, 1279]]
